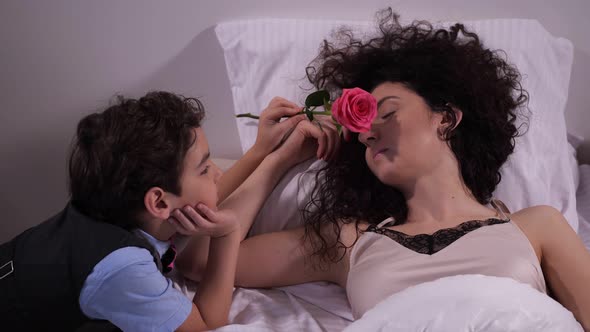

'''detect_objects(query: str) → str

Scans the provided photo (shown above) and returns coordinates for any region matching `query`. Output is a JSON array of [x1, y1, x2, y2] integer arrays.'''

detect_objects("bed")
[[171, 17, 589, 331]]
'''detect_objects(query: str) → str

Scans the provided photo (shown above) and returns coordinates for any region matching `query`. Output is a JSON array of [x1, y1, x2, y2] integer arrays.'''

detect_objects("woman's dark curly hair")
[[302, 8, 529, 264], [69, 91, 205, 229]]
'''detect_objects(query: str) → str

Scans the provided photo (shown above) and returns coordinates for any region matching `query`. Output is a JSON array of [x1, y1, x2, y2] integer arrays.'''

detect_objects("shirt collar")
[[134, 229, 171, 258]]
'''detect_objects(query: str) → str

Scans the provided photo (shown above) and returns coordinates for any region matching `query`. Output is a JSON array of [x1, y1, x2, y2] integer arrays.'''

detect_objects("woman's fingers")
[[314, 116, 340, 160], [296, 120, 327, 159]]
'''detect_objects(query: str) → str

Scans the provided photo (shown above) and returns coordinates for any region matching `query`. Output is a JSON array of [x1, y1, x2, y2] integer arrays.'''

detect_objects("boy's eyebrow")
[[377, 96, 400, 108], [198, 151, 210, 167]]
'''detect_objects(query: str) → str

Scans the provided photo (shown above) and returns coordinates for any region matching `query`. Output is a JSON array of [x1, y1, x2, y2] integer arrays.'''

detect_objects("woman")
[[176, 9, 590, 328]]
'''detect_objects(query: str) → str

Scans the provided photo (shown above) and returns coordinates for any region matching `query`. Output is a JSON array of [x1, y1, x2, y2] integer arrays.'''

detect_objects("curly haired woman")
[[176, 9, 590, 329]]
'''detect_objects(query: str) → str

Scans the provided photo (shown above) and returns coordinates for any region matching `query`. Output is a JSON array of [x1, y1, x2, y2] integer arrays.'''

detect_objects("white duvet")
[[344, 274, 582, 332]]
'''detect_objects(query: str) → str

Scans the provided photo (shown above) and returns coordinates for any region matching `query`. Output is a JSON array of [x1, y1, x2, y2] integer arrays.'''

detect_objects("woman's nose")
[[358, 127, 378, 147]]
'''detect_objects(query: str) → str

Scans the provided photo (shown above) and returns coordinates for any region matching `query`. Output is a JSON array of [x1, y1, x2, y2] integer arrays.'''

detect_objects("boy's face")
[[170, 127, 222, 211]]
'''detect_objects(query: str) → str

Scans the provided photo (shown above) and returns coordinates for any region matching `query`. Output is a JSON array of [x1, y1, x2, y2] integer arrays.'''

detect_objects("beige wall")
[[1, 0, 589, 241]]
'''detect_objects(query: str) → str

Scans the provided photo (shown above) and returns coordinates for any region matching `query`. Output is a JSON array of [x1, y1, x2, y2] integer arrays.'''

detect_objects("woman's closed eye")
[[381, 111, 396, 120], [200, 165, 210, 175]]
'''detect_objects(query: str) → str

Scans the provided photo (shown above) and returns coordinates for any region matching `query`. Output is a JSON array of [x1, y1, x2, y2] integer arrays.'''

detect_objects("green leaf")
[[305, 90, 330, 107]]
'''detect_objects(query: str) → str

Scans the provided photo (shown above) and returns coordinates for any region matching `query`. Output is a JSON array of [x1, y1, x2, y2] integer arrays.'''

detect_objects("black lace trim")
[[365, 218, 510, 255]]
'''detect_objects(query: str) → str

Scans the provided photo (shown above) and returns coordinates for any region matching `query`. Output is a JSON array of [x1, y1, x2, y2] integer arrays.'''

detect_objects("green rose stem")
[[235, 110, 332, 120], [235, 113, 262, 119]]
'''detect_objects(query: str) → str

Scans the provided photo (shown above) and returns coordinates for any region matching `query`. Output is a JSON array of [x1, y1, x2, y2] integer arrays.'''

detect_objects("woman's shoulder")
[[510, 205, 571, 257], [511, 205, 566, 229], [337, 221, 372, 246]]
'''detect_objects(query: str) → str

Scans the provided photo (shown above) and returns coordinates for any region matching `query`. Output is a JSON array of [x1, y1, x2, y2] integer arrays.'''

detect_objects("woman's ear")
[[437, 104, 463, 138], [144, 187, 173, 220]]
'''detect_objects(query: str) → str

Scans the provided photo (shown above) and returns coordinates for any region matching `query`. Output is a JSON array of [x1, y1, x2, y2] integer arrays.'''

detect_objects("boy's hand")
[[169, 204, 239, 238], [253, 97, 307, 156]]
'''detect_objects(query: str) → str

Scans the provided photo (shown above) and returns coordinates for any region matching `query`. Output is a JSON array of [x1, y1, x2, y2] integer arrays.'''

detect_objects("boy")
[[0, 91, 319, 331]]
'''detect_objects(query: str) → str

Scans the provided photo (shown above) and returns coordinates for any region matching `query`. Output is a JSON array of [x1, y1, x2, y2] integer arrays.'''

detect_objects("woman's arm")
[[177, 226, 347, 288], [528, 205, 590, 330]]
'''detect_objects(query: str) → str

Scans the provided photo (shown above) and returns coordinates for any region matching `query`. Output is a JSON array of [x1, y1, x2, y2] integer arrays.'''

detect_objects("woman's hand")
[[270, 115, 341, 168], [169, 204, 239, 238], [252, 97, 307, 156], [314, 115, 342, 161]]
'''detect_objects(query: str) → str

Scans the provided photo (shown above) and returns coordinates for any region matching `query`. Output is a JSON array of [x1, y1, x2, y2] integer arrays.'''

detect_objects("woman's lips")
[[373, 148, 389, 159]]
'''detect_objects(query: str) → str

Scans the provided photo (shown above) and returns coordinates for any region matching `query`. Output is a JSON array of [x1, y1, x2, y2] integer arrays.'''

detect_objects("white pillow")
[[248, 158, 321, 236], [216, 18, 578, 232]]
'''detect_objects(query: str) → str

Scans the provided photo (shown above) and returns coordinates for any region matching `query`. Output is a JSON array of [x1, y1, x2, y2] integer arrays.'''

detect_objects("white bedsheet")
[[169, 270, 352, 331]]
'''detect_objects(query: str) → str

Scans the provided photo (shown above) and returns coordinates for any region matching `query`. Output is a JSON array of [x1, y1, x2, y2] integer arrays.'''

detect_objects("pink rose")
[[331, 88, 377, 133]]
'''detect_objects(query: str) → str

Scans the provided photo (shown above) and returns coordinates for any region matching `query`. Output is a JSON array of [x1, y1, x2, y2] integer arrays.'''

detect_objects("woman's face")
[[358, 82, 449, 187]]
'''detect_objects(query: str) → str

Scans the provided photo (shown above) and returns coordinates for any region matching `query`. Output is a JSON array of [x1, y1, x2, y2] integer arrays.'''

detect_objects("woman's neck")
[[400, 160, 495, 226]]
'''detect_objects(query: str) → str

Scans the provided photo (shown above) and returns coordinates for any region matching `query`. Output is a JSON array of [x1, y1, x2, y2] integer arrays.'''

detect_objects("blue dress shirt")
[[79, 230, 192, 332]]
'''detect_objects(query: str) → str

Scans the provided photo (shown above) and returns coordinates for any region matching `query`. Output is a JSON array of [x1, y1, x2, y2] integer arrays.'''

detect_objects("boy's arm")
[[174, 206, 241, 331], [216, 97, 306, 202], [174, 155, 294, 284], [176, 119, 339, 281], [177, 235, 240, 331], [215, 147, 266, 203], [220, 154, 297, 240], [194, 230, 240, 327]]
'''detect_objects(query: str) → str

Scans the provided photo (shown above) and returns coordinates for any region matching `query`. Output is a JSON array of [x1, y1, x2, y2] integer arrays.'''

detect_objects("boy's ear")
[[144, 187, 173, 220]]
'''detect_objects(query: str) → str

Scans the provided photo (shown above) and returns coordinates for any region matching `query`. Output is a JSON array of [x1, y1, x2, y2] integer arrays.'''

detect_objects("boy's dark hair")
[[68, 91, 205, 229]]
